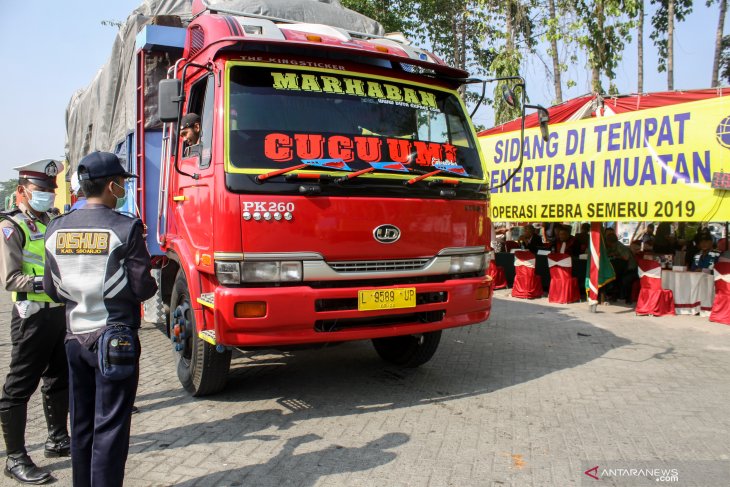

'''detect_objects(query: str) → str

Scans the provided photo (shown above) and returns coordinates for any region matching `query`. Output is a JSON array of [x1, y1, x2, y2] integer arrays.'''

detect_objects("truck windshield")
[[227, 65, 483, 180]]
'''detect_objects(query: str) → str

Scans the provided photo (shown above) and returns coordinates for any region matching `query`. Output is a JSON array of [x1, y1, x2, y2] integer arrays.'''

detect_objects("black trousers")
[[0, 305, 68, 410], [66, 337, 139, 487]]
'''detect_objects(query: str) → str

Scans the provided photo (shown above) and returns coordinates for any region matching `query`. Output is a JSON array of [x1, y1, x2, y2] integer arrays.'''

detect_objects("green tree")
[[491, 1, 536, 124], [546, 0, 565, 102], [720, 34, 730, 83], [1, 179, 18, 211], [574, 0, 639, 93], [708, 0, 728, 87], [637, 0, 645, 92], [650, 0, 693, 90]]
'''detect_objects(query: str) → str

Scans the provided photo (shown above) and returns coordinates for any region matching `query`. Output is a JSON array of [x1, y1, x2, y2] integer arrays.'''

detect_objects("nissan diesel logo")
[[373, 224, 400, 244]]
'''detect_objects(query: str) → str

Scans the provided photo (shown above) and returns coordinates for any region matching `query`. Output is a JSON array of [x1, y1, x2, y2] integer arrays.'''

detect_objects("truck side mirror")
[[502, 84, 518, 108], [158, 79, 182, 123]]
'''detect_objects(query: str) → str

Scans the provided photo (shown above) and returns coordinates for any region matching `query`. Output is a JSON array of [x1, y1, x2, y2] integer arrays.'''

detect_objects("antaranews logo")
[[582, 463, 680, 483]]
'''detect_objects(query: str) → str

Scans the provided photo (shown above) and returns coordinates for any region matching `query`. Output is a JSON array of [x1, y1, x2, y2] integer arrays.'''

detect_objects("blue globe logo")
[[718, 116, 730, 149]]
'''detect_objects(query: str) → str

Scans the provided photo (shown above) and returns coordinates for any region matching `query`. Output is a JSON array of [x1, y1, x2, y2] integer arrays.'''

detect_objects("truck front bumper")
[[209, 276, 493, 348]]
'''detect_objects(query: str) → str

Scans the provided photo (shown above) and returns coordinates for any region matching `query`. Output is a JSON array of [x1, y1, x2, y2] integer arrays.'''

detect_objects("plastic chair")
[[547, 252, 580, 303], [709, 261, 730, 325], [511, 251, 543, 299], [635, 259, 675, 316], [487, 259, 507, 290]]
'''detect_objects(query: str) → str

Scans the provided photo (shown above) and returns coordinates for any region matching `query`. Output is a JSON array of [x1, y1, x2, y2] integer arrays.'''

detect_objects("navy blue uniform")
[[43, 204, 157, 487]]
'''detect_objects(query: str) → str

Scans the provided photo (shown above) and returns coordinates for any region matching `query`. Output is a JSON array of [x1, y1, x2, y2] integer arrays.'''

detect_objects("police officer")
[[0, 159, 70, 485], [43, 152, 157, 487]]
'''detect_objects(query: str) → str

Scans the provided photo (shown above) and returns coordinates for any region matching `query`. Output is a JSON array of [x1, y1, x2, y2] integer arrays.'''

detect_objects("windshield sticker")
[[262, 132, 457, 167], [239, 55, 346, 71], [271, 71, 439, 112], [301, 159, 352, 171]]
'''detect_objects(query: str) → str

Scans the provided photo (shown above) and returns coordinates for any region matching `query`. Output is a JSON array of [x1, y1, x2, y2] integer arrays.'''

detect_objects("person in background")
[[552, 224, 580, 256], [652, 222, 676, 254], [691, 232, 720, 271], [605, 233, 638, 304], [576, 223, 591, 253], [518, 224, 543, 254], [541, 222, 557, 249], [43, 152, 157, 487], [70, 171, 87, 210], [641, 223, 655, 249], [0, 160, 70, 485]]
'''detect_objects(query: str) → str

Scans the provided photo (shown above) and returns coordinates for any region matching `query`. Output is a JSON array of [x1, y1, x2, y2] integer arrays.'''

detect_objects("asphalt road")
[[1, 289, 729, 486]]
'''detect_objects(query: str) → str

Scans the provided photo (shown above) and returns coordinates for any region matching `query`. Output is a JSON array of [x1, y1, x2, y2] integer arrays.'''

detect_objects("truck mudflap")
[[204, 276, 492, 348]]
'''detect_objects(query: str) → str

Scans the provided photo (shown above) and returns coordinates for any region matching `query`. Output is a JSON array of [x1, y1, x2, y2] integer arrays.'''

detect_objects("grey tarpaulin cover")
[[64, 0, 383, 170]]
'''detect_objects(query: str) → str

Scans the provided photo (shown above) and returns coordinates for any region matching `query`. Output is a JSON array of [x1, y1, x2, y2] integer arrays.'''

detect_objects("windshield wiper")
[[336, 161, 411, 183], [406, 163, 470, 185], [256, 159, 352, 183]]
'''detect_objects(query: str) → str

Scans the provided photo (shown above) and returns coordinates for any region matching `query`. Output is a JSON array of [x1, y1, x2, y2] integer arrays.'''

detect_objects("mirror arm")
[[469, 80, 487, 119], [490, 83, 527, 191]]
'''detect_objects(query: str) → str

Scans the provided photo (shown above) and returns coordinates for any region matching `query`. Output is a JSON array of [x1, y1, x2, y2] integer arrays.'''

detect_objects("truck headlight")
[[215, 261, 241, 284], [449, 253, 486, 274], [241, 261, 303, 282]]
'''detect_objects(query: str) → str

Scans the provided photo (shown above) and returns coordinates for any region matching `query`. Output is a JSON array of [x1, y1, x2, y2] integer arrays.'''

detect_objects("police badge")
[[45, 161, 58, 177]]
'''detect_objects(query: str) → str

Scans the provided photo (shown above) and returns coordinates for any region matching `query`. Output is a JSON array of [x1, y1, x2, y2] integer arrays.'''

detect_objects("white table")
[[661, 270, 715, 316]]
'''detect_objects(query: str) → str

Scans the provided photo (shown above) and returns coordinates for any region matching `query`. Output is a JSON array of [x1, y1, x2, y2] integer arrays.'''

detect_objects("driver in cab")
[[181, 113, 201, 157]]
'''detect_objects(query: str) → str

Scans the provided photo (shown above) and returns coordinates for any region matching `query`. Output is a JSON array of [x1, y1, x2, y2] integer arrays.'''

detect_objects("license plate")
[[358, 287, 416, 311]]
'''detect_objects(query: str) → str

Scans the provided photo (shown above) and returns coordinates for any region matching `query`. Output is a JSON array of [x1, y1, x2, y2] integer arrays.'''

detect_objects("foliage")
[[541, 0, 583, 102], [340, 0, 416, 34], [1, 179, 18, 211], [573, 0, 640, 93], [650, 0, 694, 73], [721, 35, 730, 83]]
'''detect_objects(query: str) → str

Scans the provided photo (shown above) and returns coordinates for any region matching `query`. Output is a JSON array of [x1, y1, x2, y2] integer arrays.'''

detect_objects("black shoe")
[[131, 405, 139, 414], [44, 434, 70, 458], [4, 454, 51, 485]]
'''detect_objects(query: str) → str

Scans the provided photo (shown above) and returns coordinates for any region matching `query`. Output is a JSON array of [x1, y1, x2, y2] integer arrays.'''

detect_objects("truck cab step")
[[197, 293, 215, 309]]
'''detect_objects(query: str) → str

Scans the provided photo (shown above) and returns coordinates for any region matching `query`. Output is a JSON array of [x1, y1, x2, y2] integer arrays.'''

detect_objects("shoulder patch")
[[2, 227, 14, 240]]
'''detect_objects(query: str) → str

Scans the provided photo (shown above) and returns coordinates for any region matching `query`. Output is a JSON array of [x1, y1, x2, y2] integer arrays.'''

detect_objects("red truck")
[[67, 0, 495, 396]]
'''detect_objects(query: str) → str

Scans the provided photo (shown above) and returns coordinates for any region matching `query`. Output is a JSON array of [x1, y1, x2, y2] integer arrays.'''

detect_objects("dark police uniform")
[[43, 152, 157, 487], [0, 159, 70, 485]]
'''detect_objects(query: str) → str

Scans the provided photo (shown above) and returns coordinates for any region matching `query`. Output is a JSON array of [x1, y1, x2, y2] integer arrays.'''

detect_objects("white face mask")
[[26, 189, 55, 212]]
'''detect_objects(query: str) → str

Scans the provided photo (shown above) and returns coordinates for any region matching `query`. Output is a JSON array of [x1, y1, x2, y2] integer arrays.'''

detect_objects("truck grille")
[[315, 310, 445, 332], [328, 259, 429, 273]]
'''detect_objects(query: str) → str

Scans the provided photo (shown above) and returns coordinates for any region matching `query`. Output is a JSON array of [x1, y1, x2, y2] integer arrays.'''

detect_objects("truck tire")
[[170, 270, 231, 396], [371, 330, 442, 368]]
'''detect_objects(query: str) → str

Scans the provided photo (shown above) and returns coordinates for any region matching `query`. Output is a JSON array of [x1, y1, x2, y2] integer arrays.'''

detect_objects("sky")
[[0, 0, 726, 182]]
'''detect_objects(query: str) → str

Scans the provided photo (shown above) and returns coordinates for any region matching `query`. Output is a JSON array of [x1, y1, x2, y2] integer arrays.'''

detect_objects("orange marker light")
[[476, 285, 491, 301], [306, 35, 322, 42], [234, 302, 267, 318]]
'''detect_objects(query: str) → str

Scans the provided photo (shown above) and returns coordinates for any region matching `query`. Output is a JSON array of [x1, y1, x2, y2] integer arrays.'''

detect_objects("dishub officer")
[[43, 152, 157, 487], [0, 159, 71, 485]]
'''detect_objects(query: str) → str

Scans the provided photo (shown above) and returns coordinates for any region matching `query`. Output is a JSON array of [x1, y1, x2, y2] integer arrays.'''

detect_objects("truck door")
[[173, 74, 215, 256]]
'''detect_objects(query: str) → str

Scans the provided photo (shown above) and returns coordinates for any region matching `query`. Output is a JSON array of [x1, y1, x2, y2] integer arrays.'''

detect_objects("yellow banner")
[[480, 97, 730, 222]]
